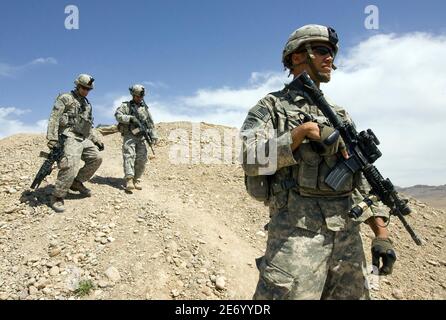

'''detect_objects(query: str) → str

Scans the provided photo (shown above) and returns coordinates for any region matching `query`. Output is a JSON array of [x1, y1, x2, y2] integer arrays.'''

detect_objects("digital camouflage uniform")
[[47, 90, 103, 199], [241, 86, 389, 300], [115, 100, 158, 181]]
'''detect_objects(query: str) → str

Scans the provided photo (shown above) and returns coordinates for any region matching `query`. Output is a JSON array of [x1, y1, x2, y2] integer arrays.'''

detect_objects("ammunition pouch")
[[294, 143, 354, 196], [72, 115, 92, 138], [297, 143, 320, 190]]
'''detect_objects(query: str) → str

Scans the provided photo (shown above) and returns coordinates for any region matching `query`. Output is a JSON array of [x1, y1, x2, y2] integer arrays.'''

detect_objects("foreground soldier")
[[241, 25, 396, 299], [47, 74, 103, 212], [115, 84, 158, 192]]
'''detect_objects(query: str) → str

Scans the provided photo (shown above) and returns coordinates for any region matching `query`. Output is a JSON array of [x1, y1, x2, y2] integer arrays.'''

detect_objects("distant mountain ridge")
[[396, 185, 446, 210]]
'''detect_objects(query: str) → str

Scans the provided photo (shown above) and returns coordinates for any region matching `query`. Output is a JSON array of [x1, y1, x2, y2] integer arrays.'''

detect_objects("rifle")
[[288, 71, 422, 245], [30, 135, 66, 189], [130, 102, 156, 155]]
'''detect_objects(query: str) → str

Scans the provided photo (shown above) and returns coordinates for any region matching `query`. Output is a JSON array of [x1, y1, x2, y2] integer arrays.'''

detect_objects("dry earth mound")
[[0, 122, 444, 300]]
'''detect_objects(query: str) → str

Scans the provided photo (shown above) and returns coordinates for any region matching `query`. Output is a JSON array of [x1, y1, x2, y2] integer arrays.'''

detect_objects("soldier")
[[115, 84, 158, 192], [241, 25, 396, 299], [47, 74, 104, 213]]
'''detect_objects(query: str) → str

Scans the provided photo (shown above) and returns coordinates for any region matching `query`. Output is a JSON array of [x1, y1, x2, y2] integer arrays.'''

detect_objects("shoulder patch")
[[249, 105, 270, 122], [241, 119, 256, 131]]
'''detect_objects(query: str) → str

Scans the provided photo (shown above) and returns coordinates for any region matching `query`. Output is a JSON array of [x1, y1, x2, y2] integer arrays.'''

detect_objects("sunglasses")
[[311, 46, 335, 58], [80, 85, 93, 91]]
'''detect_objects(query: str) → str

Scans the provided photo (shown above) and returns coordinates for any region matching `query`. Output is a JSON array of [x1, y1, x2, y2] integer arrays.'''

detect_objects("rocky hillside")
[[0, 122, 444, 300]]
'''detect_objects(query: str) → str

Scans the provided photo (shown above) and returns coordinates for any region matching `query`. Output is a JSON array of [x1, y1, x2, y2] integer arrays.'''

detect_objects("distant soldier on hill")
[[46, 74, 104, 212], [115, 84, 158, 192]]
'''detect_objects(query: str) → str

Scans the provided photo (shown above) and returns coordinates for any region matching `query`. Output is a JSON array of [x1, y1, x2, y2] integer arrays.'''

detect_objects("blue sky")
[[1, 0, 446, 186]]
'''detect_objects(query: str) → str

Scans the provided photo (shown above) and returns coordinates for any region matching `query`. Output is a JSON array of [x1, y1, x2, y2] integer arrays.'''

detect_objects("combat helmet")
[[129, 84, 146, 97], [74, 74, 95, 89], [282, 24, 339, 70]]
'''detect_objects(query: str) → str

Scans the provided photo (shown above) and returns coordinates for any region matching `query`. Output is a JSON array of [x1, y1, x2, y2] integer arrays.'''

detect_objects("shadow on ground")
[[90, 175, 124, 191]]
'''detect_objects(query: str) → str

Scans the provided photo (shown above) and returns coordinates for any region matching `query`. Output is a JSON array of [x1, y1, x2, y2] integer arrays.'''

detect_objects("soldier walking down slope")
[[115, 84, 158, 192], [46, 74, 104, 213]]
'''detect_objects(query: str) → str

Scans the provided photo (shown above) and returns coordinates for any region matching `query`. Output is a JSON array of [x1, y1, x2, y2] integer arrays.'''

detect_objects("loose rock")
[[105, 266, 121, 282]]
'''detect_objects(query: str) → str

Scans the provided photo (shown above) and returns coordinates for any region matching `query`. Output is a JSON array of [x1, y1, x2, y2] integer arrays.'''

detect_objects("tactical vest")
[[245, 89, 355, 204], [117, 101, 151, 136], [58, 91, 93, 139]]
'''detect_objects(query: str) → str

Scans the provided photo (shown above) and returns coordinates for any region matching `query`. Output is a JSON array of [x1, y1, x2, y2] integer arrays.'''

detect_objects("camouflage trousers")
[[122, 134, 148, 180], [253, 201, 370, 300], [54, 137, 102, 198]]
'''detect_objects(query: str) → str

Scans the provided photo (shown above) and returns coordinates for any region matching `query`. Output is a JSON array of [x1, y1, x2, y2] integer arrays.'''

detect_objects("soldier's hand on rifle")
[[371, 237, 397, 275], [303, 122, 321, 140], [290, 122, 319, 151], [95, 141, 105, 151], [310, 124, 349, 159], [129, 116, 141, 126], [47, 140, 59, 149]]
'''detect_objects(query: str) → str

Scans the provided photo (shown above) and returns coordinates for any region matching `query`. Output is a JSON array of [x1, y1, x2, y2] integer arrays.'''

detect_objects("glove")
[[310, 124, 346, 156], [371, 237, 396, 275], [95, 141, 105, 151], [47, 140, 59, 149]]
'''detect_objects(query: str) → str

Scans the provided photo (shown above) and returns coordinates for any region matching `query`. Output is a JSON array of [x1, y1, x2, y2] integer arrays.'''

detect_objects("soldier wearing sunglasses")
[[46, 74, 103, 212], [241, 25, 395, 300]]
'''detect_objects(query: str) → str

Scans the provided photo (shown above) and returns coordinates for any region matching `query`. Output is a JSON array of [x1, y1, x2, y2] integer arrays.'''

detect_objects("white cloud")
[[94, 72, 287, 127], [142, 81, 169, 89], [0, 107, 47, 138], [121, 71, 289, 129], [95, 94, 131, 124], [322, 32, 446, 187], [30, 57, 58, 65], [0, 57, 58, 77], [181, 72, 287, 111]]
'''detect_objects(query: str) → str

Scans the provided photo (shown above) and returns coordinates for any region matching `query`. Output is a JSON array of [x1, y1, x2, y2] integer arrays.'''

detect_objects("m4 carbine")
[[30, 135, 66, 189], [130, 104, 156, 155], [288, 71, 422, 245]]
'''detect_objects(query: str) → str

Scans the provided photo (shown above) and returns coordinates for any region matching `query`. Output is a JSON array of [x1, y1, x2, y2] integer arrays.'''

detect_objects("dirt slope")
[[0, 122, 444, 300]]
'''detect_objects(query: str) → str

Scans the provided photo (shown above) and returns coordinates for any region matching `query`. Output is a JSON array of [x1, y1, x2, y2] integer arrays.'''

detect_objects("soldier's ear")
[[291, 52, 306, 65]]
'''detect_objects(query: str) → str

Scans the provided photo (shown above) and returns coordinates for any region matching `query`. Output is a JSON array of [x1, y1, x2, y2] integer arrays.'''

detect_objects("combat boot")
[[125, 177, 135, 192], [133, 179, 142, 190], [50, 196, 65, 213], [70, 180, 92, 197]]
